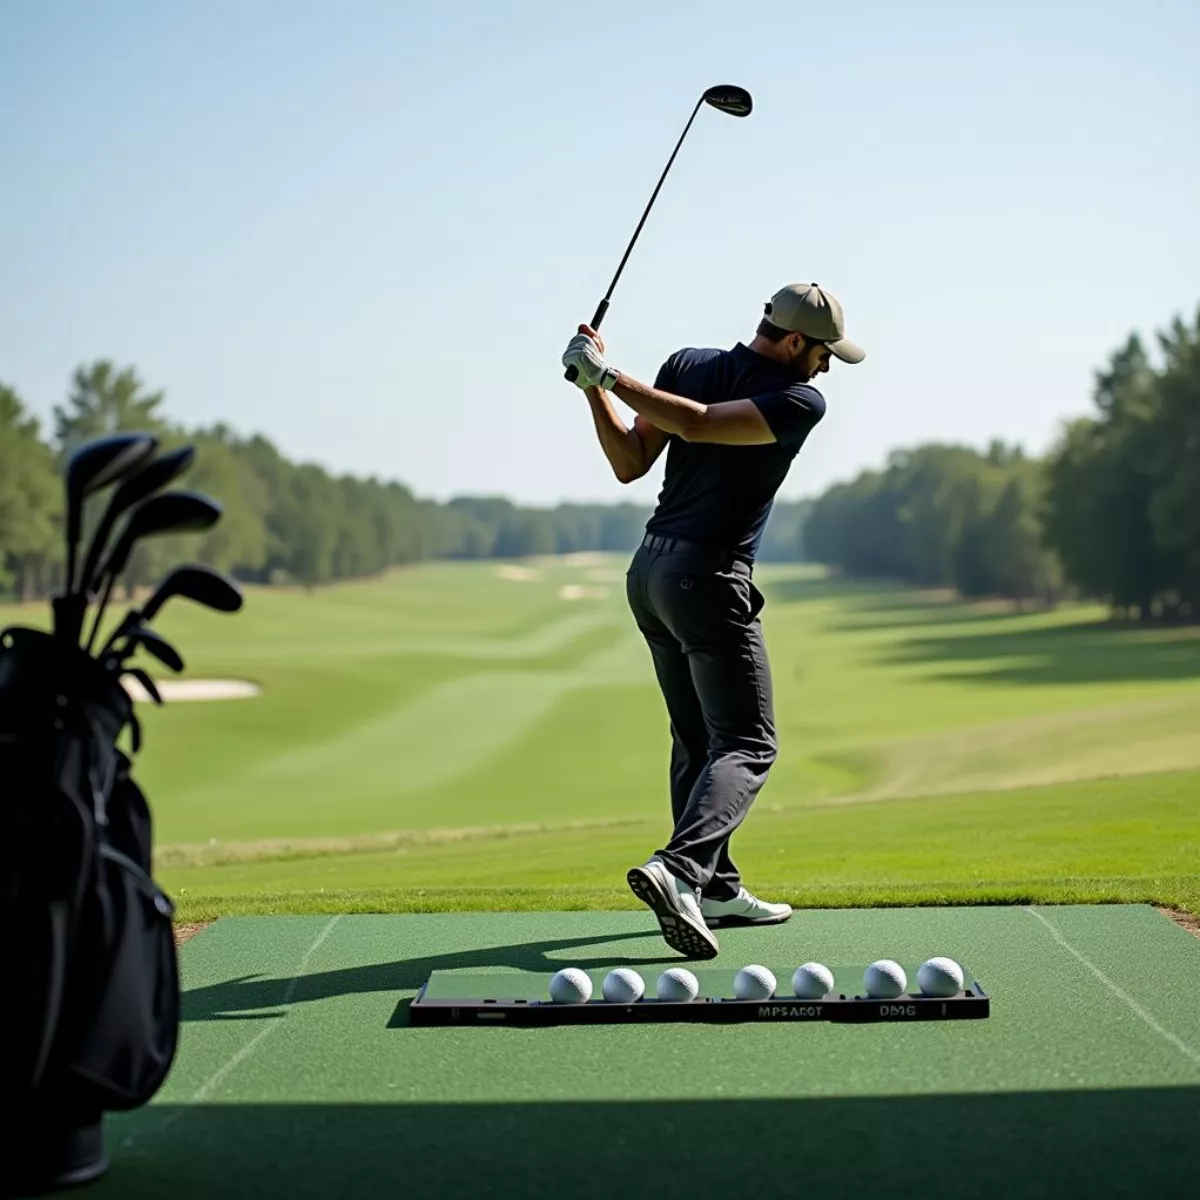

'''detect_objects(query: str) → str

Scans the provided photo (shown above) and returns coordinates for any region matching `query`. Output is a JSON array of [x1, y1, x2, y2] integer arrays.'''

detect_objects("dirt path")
[[174, 922, 211, 947], [1160, 908, 1200, 940]]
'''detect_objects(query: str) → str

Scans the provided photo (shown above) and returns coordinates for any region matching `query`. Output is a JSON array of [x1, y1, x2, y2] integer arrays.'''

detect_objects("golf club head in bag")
[[108, 625, 185, 674], [85, 491, 223, 653], [101, 565, 243, 659], [54, 433, 159, 646], [77, 445, 198, 604]]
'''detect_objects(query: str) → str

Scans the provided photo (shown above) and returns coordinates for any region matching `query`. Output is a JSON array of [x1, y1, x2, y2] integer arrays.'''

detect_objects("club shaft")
[[85, 575, 117, 654], [597, 95, 705, 320], [565, 94, 706, 382]]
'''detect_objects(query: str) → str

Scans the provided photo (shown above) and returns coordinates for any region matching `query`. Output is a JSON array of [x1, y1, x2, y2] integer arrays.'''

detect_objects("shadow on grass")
[[879, 619, 1200, 686], [762, 573, 1200, 684], [764, 574, 1038, 631], [181, 932, 656, 1022], [764, 575, 902, 606], [102, 1089, 1200, 1198]]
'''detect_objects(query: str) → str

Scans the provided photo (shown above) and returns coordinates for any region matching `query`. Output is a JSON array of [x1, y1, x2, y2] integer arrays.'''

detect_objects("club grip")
[[563, 299, 612, 381]]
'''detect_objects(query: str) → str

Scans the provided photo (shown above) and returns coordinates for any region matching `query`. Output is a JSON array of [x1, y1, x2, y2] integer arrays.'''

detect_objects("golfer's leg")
[[626, 550, 709, 835], [635, 625, 709, 845], [658, 616, 777, 896]]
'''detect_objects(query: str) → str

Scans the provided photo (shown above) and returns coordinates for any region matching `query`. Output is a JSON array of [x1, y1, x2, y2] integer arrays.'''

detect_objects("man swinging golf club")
[[562, 282, 865, 958]]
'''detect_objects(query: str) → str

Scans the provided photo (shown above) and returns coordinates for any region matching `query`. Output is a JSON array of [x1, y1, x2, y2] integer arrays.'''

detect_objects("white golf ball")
[[864, 959, 908, 999], [917, 957, 965, 997], [733, 964, 777, 1001], [602, 968, 645, 1004], [548, 968, 593, 1004], [792, 962, 835, 1000], [656, 967, 700, 1003]]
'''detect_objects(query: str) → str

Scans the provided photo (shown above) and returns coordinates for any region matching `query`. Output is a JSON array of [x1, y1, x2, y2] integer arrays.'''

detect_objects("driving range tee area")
[[97, 904, 1200, 1199]]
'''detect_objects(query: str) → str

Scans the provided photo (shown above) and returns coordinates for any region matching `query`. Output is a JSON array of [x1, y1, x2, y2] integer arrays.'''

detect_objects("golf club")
[[77, 445, 197, 603], [55, 433, 158, 643], [99, 564, 243, 658], [120, 666, 163, 706], [564, 84, 752, 382], [107, 625, 184, 674], [85, 491, 223, 653]]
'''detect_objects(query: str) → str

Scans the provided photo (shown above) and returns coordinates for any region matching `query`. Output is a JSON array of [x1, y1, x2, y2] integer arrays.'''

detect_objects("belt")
[[640, 533, 752, 570]]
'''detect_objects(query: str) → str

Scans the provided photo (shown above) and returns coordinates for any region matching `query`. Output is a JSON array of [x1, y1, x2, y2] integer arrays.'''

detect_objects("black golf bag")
[[0, 626, 180, 1196]]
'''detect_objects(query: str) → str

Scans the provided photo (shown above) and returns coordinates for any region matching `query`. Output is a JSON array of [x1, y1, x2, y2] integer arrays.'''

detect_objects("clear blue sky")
[[2, 0, 1198, 506]]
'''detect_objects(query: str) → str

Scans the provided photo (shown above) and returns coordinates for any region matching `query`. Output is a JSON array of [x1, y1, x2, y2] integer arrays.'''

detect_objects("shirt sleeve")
[[750, 384, 826, 446], [653, 353, 678, 392]]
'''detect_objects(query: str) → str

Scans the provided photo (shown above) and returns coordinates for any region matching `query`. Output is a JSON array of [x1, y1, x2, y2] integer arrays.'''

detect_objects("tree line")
[[0, 362, 810, 601], [804, 306, 1200, 619]]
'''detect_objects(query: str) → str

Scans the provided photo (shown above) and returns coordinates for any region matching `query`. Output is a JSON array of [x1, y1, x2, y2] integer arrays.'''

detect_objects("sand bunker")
[[494, 565, 540, 582], [559, 585, 610, 601], [121, 677, 261, 704]]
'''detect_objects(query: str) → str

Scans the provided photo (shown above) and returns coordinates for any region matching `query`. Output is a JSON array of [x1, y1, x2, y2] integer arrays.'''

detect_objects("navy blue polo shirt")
[[643, 343, 826, 562]]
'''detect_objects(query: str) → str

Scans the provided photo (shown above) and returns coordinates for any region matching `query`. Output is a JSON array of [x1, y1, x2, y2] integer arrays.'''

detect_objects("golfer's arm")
[[584, 387, 667, 483], [612, 374, 776, 446]]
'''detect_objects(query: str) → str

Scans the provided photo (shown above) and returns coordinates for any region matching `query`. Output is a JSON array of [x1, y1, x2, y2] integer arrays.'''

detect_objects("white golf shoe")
[[700, 887, 793, 928], [626, 858, 720, 959]]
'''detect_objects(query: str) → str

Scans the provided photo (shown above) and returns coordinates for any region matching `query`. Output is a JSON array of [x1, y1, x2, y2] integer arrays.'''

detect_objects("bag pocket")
[[68, 844, 180, 1110]]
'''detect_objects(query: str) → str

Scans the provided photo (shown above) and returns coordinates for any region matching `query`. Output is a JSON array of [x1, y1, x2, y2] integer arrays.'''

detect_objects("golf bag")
[[1, 626, 179, 1196]]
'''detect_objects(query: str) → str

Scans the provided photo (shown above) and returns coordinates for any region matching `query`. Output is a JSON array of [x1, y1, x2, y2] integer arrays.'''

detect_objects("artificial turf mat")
[[94, 906, 1200, 1197]]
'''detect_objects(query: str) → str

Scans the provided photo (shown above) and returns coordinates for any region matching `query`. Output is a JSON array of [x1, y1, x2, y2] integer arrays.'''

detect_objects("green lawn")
[[7, 558, 1199, 919]]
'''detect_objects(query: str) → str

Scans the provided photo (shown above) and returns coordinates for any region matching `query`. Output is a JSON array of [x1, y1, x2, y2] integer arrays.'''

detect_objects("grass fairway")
[[8, 557, 1199, 919]]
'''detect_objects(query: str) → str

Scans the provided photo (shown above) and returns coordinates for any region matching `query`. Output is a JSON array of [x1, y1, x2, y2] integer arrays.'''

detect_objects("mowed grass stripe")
[[161, 770, 1200, 919]]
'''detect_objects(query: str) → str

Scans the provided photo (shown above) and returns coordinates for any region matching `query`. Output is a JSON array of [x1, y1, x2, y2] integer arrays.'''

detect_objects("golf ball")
[[602, 968, 645, 1004], [656, 967, 700, 1003], [864, 959, 908, 999], [792, 962, 835, 1000], [733, 964, 777, 1001], [548, 968, 593, 1004], [917, 957, 965, 997]]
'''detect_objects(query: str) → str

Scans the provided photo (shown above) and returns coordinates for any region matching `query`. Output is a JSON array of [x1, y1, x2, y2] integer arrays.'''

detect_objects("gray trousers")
[[625, 536, 777, 899]]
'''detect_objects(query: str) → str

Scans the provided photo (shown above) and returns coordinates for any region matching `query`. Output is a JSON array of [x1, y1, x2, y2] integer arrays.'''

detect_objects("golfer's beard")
[[786, 358, 814, 383]]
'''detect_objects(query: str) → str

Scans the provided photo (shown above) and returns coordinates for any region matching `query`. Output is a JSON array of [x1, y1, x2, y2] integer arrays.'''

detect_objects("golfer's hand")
[[562, 326, 619, 391]]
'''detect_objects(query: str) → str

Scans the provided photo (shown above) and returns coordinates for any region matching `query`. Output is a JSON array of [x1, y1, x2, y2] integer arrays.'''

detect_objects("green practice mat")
[[93, 906, 1200, 1198]]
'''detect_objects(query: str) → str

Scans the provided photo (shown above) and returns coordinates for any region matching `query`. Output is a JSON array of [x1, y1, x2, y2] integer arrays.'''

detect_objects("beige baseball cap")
[[763, 282, 865, 364]]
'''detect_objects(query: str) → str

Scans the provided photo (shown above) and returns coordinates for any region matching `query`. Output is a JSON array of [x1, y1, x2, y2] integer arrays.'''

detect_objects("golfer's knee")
[[710, 730, 776, 764]]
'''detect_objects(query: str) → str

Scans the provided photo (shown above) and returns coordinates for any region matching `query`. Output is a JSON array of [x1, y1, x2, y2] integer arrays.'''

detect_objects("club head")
[[101, 490, 224, 583], [62, 433, 158, 594], [125, 625, 185, 673], [702, 85, 752, 117], [142, 564, 244, 623], [122, 666, 163, 707], [79, 445, 197, 597]]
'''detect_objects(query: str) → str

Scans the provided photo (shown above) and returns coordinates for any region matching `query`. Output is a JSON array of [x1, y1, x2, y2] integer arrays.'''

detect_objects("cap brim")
[[828, 336, 865, 365]]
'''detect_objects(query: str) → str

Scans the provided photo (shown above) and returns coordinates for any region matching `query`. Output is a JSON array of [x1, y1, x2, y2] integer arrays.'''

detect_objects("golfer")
[[561, 283, 865, 958]]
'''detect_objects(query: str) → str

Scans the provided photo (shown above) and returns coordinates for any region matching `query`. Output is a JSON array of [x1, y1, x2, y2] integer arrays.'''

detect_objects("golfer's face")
[[792, 339, 832, 382]]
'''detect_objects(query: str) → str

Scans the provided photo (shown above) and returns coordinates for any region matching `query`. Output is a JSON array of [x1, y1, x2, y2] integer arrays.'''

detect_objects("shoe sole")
[[703, 910, 794, 929], [627, 867, 719, 960]]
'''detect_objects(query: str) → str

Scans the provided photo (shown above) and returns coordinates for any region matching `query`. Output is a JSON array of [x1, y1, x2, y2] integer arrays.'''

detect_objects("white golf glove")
[[562, 333, 620, 391]]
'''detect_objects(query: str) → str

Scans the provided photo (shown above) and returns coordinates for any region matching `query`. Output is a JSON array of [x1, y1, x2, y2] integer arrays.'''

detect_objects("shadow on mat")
[[101, 1088, 1200, 1199], [181, 932, 657, 1023]]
